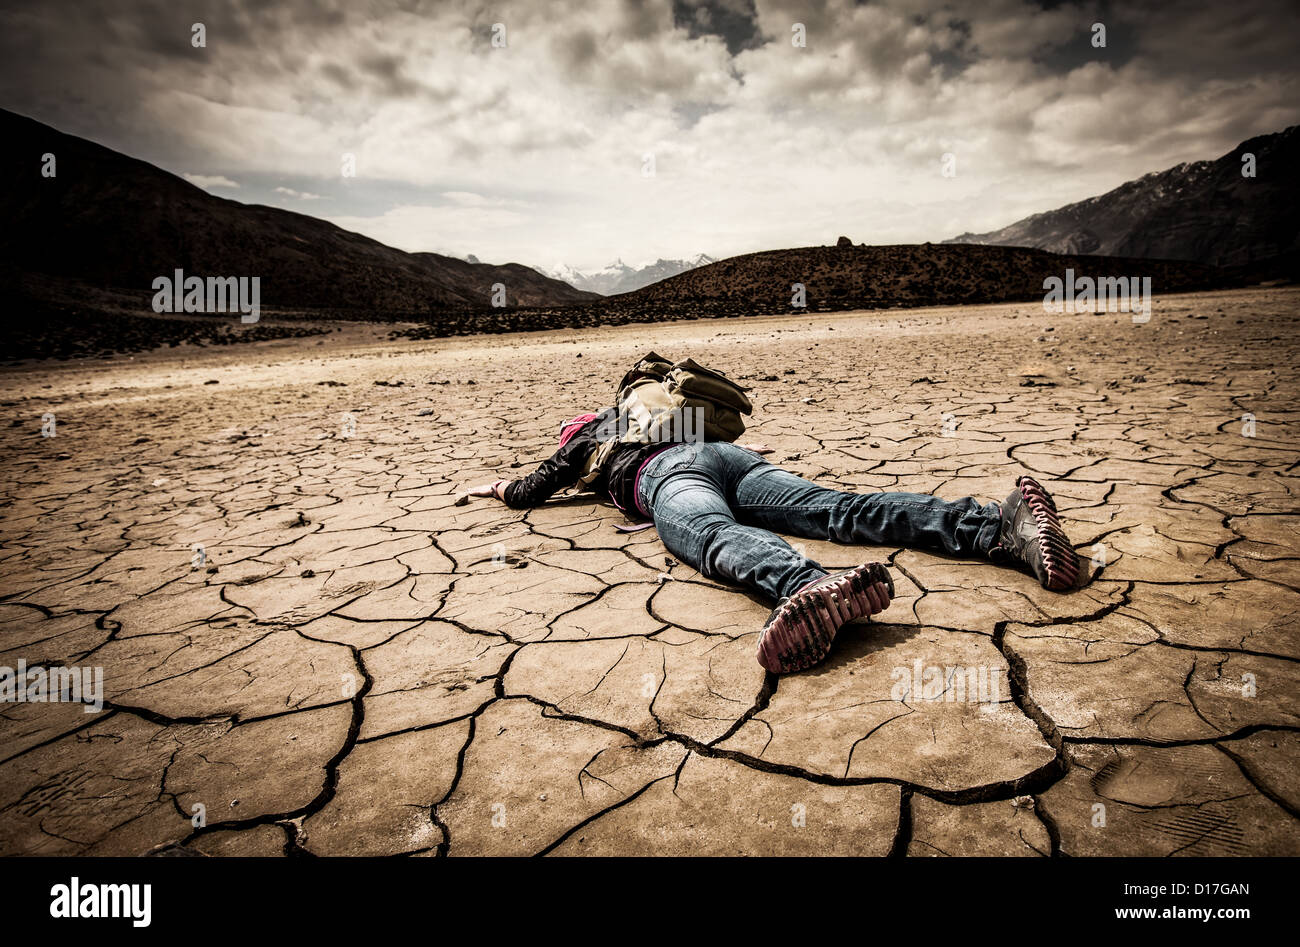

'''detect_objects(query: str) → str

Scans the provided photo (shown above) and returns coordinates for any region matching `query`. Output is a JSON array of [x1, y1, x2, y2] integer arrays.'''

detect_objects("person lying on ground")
[[460, 407, 1079, 674]]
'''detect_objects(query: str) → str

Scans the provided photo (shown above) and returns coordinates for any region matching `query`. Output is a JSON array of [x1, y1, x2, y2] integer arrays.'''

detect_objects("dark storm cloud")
[[0, 0, 1296, 269], [1127, 1, 1300, 79], [553, 28, 601, 75], [1021, 3, 1140, 74], [321, 62, 355, 89], [358, 53, 424, 97], [671, 0, 764, 55], [929, 17, 974, 79]]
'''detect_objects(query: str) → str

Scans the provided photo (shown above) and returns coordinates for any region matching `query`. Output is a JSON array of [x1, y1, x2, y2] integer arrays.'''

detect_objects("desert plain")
[[1, 286, 1298, 856]]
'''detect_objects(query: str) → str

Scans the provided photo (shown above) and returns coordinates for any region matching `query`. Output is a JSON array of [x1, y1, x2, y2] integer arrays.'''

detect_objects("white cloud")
[[323, 202, 536, 262], [182, 173, 240, 190], [274, 186, 324, 200]]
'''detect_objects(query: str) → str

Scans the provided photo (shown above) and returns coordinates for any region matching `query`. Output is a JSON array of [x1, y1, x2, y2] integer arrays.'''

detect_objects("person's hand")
[[739, 443, 774, 455], [455, 479, 509, 505]]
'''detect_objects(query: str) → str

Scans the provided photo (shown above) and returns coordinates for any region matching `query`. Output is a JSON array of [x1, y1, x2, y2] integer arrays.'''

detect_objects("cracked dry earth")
[[1, 285, 1298, 858]]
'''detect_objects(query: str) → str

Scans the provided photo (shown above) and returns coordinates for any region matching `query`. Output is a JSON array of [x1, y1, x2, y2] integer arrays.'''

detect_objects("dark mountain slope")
[[0, 108, 596, 313], [945, 126, 1299, 269]]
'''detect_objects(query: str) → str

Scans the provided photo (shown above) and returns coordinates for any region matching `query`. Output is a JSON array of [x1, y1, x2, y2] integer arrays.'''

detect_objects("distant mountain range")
[[545, 255, 716, 295], [0, 109, 597, 315], [945, 126, 1299, 269]]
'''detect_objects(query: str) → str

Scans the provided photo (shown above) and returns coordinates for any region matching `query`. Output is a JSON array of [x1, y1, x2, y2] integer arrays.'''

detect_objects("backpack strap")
[[616, 351, 673, 393]]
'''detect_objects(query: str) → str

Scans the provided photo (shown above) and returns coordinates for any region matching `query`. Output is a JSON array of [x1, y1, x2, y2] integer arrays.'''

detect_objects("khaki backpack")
[[577, 352, 753, 487]]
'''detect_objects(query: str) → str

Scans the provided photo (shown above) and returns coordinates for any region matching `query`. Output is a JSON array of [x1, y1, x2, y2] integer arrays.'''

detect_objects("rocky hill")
[[611, 243, 1226, 312], [945, 126, 1299, 269], [394, 242, 1236, 341]]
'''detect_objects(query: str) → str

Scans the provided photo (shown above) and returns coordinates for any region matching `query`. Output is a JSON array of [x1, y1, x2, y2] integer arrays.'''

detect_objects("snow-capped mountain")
[[545, 254, 715, 295]]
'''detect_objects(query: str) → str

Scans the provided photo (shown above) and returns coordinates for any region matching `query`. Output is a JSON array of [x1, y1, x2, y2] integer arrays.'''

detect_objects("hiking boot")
[[990, 476, 1079, 591], [757, 562, 894, 674]]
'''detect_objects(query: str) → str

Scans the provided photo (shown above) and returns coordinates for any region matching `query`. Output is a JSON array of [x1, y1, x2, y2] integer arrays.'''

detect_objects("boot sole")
[[1017, 476, 1079, 590], [757, 562, 895, 674]]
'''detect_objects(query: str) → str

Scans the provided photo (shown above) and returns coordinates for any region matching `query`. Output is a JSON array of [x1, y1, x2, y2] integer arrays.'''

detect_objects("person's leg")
[[729, 452, 1001, 557], [989, 476, 1079, 590], [640, 443, 896, 674], [638, 443, 828, 602]]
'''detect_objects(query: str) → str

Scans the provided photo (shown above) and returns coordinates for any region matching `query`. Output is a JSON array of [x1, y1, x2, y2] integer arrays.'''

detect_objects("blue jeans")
[[637, 442, 1002, 603]]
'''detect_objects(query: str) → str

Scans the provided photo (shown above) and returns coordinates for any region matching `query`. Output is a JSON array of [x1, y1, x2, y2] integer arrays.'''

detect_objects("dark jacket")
[[502, 408, 670, 515]]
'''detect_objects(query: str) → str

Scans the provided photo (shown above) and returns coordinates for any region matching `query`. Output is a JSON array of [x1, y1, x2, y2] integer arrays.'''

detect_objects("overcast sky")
[[2, 0, 1297, 272]]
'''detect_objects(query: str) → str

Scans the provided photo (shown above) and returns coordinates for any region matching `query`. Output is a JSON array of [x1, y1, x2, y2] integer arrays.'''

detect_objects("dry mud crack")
[[2, 287, 1297, 856]]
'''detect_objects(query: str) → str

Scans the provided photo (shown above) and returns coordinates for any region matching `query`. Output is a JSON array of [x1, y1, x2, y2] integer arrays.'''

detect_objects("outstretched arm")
[[456, 479, 510, 504], [458, 435, 595, 508]]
